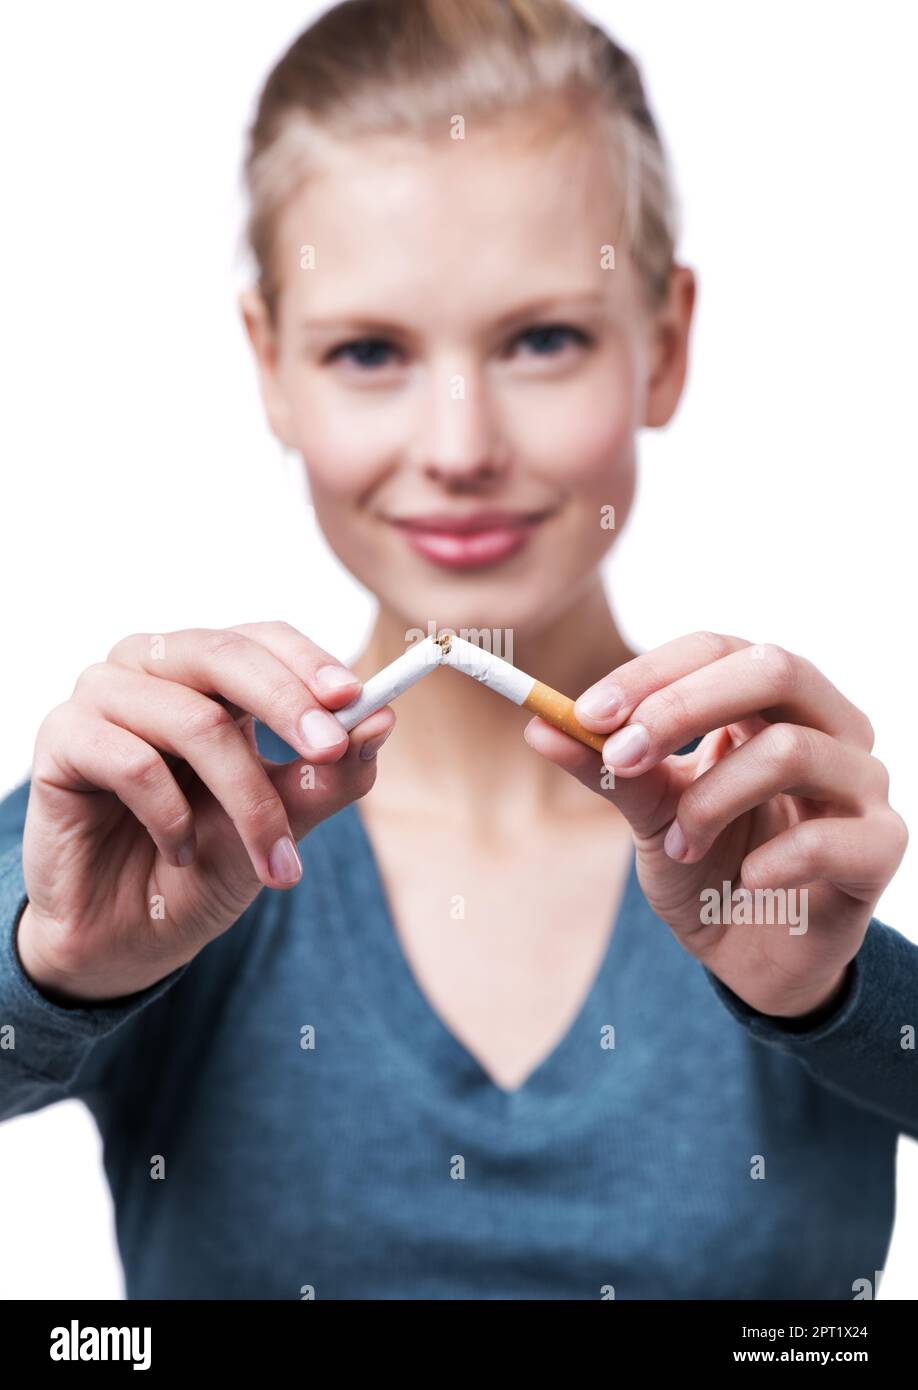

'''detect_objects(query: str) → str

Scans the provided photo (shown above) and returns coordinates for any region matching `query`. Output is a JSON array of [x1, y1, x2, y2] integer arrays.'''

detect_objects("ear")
[[643, 264, 697, 429], [238, 288, 297, 448]]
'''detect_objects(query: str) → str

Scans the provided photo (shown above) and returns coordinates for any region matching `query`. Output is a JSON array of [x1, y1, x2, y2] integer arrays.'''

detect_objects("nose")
[[415, 365, 509, 487]]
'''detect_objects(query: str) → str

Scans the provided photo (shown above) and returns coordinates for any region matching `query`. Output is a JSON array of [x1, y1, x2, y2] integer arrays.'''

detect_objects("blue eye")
[[327, 338, 397, 369], [515, 324, 590, 356], [325, 323, 591, 370]]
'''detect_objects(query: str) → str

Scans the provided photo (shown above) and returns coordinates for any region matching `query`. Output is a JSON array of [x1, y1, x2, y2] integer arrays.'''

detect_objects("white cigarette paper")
[[440, 635, 532, 702], [334, 634, 447, 731], [333, 631, 607, 754], [442, 636, 607, 753]]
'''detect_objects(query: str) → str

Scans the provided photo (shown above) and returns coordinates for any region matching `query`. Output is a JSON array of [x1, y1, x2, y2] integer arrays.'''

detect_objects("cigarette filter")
[[333, 634, 447, 732], [441, 635, 607, 753]]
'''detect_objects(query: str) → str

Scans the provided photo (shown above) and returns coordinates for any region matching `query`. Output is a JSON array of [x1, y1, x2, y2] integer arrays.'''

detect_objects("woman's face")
[[242, 113, 694, 637]]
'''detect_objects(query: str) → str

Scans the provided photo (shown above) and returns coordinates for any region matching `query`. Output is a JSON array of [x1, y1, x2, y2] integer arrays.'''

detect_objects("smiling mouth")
[[386, 509, 554, 569]]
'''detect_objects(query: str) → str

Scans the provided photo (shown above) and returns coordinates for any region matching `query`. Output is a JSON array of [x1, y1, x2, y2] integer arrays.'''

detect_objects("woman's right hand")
[[16, 622, 393, 1005]]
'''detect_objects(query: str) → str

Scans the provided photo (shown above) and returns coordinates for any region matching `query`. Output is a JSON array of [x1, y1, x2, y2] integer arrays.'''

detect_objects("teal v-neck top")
[[1, 722, 916, 1300]]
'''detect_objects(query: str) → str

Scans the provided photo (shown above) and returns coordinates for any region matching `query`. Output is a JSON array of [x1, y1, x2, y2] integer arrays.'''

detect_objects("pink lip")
[[388, 511, 551, 570]]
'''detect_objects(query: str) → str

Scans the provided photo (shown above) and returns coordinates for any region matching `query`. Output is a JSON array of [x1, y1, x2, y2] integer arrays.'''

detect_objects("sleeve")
[[0, 776, 191, 1122], [703, 915, 918, 1140]]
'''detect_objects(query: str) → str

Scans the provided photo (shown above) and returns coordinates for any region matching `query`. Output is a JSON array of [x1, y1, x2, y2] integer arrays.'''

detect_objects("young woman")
[[1, 0, 913, 1300]]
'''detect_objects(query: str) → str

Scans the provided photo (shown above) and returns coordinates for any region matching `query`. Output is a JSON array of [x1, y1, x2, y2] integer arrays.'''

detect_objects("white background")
[[0, 0, 915, 1298]]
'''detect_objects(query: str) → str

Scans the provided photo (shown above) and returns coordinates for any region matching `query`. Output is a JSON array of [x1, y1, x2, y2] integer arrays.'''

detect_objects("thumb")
[[267, 706, 396, 843]]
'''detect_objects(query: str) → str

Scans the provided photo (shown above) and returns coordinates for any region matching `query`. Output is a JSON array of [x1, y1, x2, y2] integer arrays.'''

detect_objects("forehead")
[[273, 115, 635, 323]]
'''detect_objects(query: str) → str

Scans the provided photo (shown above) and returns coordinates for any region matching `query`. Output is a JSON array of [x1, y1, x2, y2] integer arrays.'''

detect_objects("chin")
[[375, 579, 568, 647]]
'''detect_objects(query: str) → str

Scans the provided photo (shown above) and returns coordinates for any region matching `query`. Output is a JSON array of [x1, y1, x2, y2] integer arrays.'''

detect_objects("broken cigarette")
[[334, 634, 446, 731], [439, 634, 607, 753], [334, 631, 606, 753]]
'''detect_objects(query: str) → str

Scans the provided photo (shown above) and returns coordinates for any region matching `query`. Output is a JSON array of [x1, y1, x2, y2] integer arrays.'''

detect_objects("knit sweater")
[[1, 722, 915, 1299]]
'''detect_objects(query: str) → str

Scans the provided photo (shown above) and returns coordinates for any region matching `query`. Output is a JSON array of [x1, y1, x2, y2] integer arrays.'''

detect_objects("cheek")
[[286, 395, 387, 502], [519, 371, 637, 496], [564, 410, 634, 488]]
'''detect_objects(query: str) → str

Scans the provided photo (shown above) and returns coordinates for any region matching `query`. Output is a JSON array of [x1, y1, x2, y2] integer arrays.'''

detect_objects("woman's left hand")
[[524, 632, 909, 1021]]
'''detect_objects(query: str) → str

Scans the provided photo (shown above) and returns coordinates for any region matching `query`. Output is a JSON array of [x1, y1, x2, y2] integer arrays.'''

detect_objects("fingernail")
[[359, 727, 393, 760], [268, 835, 302, 885], [663, 820, 688, 861], [316, 664, 361, 693], [602, 723, 649, 768], [300, 707, 346, 751], [576, 683, 624, 720]]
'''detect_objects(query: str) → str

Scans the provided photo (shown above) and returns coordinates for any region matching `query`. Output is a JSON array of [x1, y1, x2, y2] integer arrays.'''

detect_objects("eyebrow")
[[296, 291, 610, 340], [490, 291, 610, 330]]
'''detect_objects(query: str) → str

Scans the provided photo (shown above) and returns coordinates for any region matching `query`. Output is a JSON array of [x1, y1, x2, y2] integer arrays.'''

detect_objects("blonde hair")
[[242, 0, 680, 323]]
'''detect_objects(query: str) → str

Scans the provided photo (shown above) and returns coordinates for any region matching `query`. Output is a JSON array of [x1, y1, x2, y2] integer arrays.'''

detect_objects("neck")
[[346, 578, 635, 831]]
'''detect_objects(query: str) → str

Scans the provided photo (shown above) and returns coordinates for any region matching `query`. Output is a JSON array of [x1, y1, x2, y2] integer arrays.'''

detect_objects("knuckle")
[[201, 628, 248, 661], [178, 697, 236, 744], [241, 787, 285, 834], [263, 675, 308, 723], [36, 702, 69, 742], [805, 817, 837, 861], [765, 720, 811, 768], [157, 803, 194, 841], [106, 632, 145, 663], [72, 661, 111, 698], [690, 630, 733, 663], [867, 755, 891, 800], [645, 681, 690, 729], [631, 655, 665, 696], [32, 706, 72, 779], [270, 623, 322, 674], [858, 711, 876, 752], [755, 643, 797, 695], [677, 782, 719, 840], [118, 748, 165, 791], [883, 808, 909, 862]]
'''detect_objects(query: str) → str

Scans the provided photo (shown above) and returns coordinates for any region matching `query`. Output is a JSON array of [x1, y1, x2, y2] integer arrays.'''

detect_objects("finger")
[[34, 706, 197, 868], [268, 705, 396, 842], [724, 716, 771, 748], [664, 724, 890, 864], [228, 620, 392, 757], [105, 627, 351, 762], [226, 620, 363, 710], [592, 643, 875, 779], [575, 631, 752, 727], [740, 812, 909, 901], [71, 664, 304, 888], [523, 715, 690, 841]]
